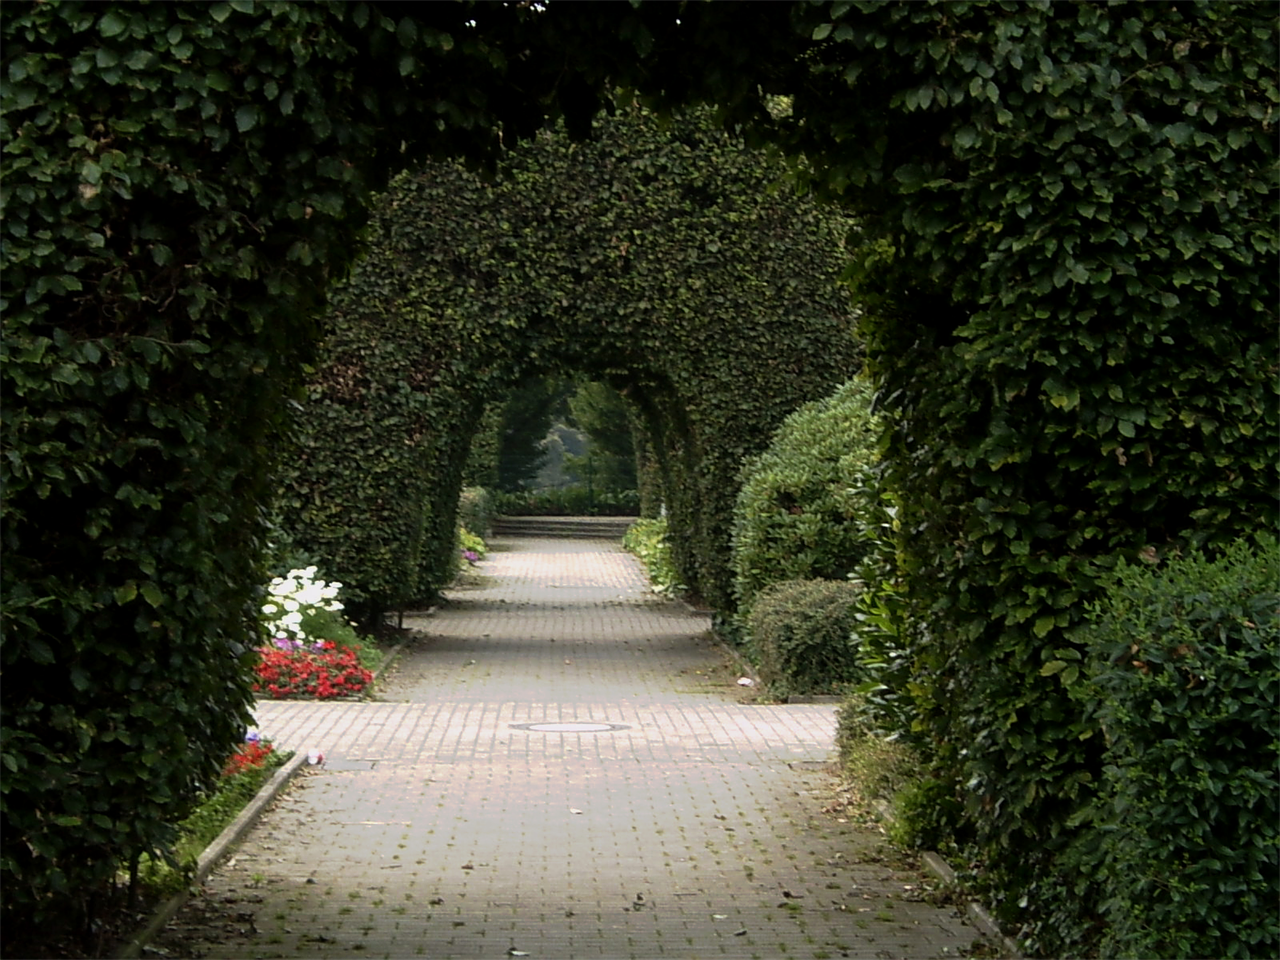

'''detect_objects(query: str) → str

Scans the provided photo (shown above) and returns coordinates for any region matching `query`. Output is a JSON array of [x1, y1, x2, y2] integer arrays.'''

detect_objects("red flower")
[[223, 740, 274, 777], [251, 644, 372, 700]]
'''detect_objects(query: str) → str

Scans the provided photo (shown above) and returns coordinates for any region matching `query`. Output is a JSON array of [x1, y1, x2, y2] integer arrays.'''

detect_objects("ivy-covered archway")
[[276, 103, 861, 619]]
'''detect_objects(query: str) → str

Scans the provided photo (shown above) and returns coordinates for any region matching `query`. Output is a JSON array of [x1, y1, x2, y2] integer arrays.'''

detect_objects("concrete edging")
[[871, 799, 1023, 958], [114, 750, 309, 959]]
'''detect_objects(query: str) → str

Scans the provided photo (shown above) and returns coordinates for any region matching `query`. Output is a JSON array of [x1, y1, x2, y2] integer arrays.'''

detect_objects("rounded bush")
[[747, 579, 868, 699], [731, 378, 882, 614]]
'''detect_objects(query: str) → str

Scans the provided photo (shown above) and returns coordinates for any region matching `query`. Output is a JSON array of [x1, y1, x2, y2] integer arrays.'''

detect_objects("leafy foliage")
[[1061, 538, 1279, 960], [731, 377, 880, 613], [4, 2, 1273, 952], [138, 741, 284, 896], [566, 380, 642, 495], [0, 0, 616, 932], [754, 3, 1280, 944], [0, 0, 415, 930], [622, 518, 686, 598], [494, 376, 576, 493], [274, 102, 859, 619], [746, 579, 869, 700], [495, 487, 640, 518], [457, 487, 497, 539], [832, 693, 922, 823]]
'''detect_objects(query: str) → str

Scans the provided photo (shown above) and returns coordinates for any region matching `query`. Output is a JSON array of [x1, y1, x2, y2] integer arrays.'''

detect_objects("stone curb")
[[872, 799, 1024, 959], [114, 751, 309, 960]]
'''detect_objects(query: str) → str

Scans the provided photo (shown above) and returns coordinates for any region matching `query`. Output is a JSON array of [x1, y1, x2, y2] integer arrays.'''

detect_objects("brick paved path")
[[157, 535, 988, 959]]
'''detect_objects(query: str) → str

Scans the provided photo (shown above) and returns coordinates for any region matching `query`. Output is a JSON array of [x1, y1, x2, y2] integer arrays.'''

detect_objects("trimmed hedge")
[[275, 102, 860, 619], [747, 579, 868, 700], [767, 4, 1279, 945], [495, 488, 641, 518], [731, 377, 881, 613], [1066, 537, 1279, 960], [0, 1, 466, 933]]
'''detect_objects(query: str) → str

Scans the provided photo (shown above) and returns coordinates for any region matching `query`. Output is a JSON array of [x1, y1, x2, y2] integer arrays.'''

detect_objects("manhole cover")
[[509, 722, 630, 733]]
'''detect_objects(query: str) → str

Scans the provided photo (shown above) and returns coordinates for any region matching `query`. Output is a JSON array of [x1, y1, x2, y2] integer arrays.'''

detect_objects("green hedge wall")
[[276, 102, 861, 618], [0, 0, 646, 932], [764, 2, 1279, 950], [0, 0, 516, 930]]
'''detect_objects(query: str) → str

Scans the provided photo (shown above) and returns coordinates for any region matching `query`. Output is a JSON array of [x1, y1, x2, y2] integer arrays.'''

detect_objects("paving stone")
[[157, 535, 990, 959]]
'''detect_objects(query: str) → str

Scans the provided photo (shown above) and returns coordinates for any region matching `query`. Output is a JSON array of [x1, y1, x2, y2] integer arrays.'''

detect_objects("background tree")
[[496, 376, 575, 493], [565, 381, 641, 495]]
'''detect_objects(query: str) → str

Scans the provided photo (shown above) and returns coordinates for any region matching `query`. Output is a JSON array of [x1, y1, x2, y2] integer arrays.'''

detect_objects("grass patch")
[[135, 749, 291, 894]]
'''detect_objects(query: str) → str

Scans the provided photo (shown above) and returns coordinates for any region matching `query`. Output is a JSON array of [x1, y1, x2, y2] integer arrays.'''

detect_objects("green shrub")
[[457, 487, 497, 540], [731, 378, 882, 614], [622, 518, 686, 597], [746, 579, 869, 700], [1067, 537, 1279, 960], [458, 527, 487, 561], [886, 777, 968, 855]]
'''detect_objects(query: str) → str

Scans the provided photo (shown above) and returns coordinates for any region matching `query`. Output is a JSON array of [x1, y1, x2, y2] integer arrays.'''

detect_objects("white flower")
[[259, 564, 347, 649]]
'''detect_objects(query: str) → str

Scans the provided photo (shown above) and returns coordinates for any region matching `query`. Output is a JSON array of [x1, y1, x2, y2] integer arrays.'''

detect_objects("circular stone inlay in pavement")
[[509, 721, 630, 733]]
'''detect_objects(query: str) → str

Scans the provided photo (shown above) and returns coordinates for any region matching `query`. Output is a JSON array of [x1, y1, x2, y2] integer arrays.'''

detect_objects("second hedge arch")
[[274, 103, 864, 619]]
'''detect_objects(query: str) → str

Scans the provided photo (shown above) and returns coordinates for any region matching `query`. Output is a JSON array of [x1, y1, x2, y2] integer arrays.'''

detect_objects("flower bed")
[[253, 640, 372, 699], [133, 730, 287, 896], [252, 565, 377, 699]]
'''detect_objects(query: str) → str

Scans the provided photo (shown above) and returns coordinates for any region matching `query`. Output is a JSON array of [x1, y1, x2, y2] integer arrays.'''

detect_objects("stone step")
[[491, 515, 638, 539]]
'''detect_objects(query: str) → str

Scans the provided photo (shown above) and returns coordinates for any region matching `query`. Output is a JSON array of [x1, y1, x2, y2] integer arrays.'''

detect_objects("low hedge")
[[1064, 536, 1279, 960], [747, 579, 868, 700], [495, 487, 640, 517]]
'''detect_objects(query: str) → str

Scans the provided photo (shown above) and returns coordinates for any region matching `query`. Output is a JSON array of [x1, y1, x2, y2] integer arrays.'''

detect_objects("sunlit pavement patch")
[[509, 721, 630, 733]]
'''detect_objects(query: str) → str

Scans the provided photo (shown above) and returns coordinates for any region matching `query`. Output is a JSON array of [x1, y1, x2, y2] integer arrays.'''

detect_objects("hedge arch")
[[275, 102, 862, 620], [3, 2, 1274, 950]]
